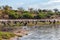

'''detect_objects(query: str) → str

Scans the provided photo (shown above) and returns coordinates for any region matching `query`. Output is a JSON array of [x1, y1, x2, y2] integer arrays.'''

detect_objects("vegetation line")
[[0, 5, 60, 19]]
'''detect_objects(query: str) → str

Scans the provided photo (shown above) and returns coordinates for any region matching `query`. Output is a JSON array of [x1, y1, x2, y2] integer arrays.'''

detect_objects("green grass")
[[0, 31, 15, 40]]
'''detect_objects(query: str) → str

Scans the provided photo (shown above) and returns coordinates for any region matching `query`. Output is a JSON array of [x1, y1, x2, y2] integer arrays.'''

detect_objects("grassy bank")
[[0, 31, 15, 40]]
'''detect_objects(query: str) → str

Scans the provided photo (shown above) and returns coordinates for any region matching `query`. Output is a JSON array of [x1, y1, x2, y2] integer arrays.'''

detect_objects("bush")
[[36, 13, 47, 19], [46, 12, 54, 18], [8, 11, 21, 19], [22, 13, 34, 19]]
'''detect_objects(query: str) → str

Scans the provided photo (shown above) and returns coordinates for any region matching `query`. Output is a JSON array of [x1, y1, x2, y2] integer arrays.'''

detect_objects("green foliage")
[[46, 12, 54, 18], [0, 32, 15, 39], [2, 5, 12, 14], [22, 13, 34, 19], [36, 13, 47, 19], [8, 11, 21, 19], [0, 5, 60, 19]]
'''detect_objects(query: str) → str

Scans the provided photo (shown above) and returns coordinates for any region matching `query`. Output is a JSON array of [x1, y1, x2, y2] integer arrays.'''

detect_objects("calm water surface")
[[19, 25, 60, 40]]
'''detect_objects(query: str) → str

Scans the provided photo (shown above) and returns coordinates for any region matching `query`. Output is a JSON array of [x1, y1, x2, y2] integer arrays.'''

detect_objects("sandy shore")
[[9, 29, 29, 40]]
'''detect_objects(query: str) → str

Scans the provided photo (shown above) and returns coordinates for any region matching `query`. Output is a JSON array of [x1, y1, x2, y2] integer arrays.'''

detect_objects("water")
[[19, 25, 60, 40]]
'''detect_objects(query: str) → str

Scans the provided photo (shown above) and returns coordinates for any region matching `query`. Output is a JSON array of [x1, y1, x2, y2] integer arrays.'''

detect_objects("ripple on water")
[[19, 25, 60, 40]]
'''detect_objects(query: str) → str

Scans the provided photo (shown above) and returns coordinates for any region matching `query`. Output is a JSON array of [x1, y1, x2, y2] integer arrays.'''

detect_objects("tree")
[[38, 9, 42, 13], [54, 8, 58, 13], [0, 7, 2, 10], [18, 7, 24, 11], [42, 9, 47, 13], [38, 9, 42, 12], [36, 13, 47, 19], [8, 11, 20, 19], [28, 8, 35, 14], [1, 5, 12, 19], [22, 13, 34, 19], [28, 8, 33, 12], [3, 5, 12, 10], [47, 12, 54, 18], [18, 7, 24, 14], [2, 5, 12, 15]]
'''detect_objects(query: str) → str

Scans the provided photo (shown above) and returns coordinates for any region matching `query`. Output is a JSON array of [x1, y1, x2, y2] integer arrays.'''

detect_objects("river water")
[[18, 25, 60, 40]]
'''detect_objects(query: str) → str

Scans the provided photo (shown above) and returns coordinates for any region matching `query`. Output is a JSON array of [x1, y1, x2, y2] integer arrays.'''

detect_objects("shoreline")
[[9, 29, 29, 40], [2, 24, 60, 40]]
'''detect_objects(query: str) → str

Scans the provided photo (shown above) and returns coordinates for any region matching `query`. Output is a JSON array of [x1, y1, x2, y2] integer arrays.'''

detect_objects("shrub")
[[36, 13, 47, 19], [22, 13, 34, 19]]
